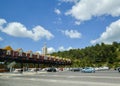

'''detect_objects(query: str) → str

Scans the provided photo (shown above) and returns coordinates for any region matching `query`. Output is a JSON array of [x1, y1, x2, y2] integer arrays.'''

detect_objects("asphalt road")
[[0, 70, 120, 86]]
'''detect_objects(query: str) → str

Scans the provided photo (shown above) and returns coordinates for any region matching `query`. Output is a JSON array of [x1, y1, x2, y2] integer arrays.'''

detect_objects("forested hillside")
[[51, 42, 120, 68]]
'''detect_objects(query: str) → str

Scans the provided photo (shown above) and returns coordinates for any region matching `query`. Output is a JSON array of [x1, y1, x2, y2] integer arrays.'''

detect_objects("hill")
[[51, 42, 120, 68]]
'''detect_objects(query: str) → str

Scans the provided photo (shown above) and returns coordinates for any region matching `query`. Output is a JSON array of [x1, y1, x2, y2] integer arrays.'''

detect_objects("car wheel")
[[118, 68, 120, 72]]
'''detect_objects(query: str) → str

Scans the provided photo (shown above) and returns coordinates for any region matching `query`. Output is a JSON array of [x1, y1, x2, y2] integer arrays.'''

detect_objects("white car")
[[13, 69, 22, 73]]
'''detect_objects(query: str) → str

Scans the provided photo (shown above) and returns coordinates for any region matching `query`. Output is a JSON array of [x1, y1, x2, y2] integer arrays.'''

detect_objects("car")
[[13, 69, 23, 73], [117, 67, 120, 72], [70, 68, 81, 72], [81, 67, 95, 73], [95, 66, 109, 71], [114, 67, 120, 72], [47, 68, 57, 72]]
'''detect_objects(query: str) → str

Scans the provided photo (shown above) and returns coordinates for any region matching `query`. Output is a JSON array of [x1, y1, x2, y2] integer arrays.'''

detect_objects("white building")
[[42, 43, 47, 55]]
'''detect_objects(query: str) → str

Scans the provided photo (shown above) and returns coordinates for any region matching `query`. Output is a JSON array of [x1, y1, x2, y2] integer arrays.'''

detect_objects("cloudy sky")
[[0, 0, 120, 53]]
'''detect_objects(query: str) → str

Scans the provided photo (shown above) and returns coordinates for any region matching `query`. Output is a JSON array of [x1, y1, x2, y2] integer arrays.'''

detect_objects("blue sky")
[[0, 0, 120, 53]]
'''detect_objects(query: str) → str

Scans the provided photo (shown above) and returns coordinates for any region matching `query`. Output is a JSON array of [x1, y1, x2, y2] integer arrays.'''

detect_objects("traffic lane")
[[0, 75, 120, 86], [0, 70, 120, 86], [13, 71, 120, 84], [53, 70, 119, 76]]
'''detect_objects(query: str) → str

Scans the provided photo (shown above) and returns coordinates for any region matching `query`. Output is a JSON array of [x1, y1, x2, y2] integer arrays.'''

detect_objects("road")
[[0, 70, 120, 86]]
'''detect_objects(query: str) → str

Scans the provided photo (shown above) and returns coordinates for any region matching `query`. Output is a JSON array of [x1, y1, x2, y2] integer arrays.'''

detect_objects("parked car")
[[95, 66, 109, 71], [81, 67, 95, 73], [117, 67, 120, 72], [70, 68, 81, 72], [47, 68, 57, 72], [13, 69, 23, 73]]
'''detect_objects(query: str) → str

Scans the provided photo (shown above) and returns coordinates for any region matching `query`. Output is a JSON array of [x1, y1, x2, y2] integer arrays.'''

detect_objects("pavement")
[[0, 70, 120, 86], [0, 71, 47, 77]]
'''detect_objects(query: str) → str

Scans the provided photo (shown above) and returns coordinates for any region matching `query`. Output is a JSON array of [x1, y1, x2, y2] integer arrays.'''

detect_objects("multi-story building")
[[42, 43, 47, 56]]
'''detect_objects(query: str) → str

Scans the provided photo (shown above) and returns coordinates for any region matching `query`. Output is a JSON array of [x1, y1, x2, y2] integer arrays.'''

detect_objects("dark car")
[[47, 68, 57, 72], [117, 67, 120, 72], [115, 67, 120, 72], [71, 68, 81, 72]]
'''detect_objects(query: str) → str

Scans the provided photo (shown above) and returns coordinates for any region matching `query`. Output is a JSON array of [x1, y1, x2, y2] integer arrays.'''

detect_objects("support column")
[[20, 62, 23, 73]]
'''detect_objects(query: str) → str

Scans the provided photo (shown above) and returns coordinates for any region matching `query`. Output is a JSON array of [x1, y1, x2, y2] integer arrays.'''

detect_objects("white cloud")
[[58, 46, 73, 51], [0, 18, 54, 41], [60, 0, 79, 3], [54, 8, 61, 15], [65, 0, 120, 24], [37, 46, 72, 54], [91, 19, 120, 44], [62, 29, 82, 38], [0, 18, 7, 26], [67, 46, 73, 50], [47, 47, 55, 54], [75, 21, 81, 25], [32, 26, 54, 41], [0, 37, 3, 41], [36, 47, 55, 54], [0, 18, 7, 30], [58, 46, 65, 51]]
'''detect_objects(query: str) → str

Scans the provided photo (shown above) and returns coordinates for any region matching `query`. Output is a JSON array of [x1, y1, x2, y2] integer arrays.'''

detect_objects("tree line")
[[51, 42, 120, 68]]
